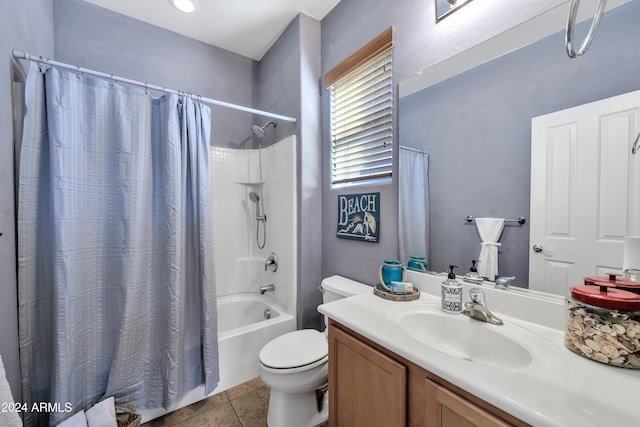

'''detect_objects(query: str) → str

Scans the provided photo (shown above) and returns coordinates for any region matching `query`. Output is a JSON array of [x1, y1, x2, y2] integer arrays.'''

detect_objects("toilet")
[[258, 275, 371, 427]]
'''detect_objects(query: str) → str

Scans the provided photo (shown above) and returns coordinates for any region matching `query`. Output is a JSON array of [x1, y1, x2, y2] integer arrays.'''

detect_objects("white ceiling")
[[83, 0, 341, 60]]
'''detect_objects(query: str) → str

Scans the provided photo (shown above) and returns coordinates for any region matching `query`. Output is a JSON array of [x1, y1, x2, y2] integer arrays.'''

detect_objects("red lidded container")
[[565, 280, 640, 369], [584, 272, 640, 295]]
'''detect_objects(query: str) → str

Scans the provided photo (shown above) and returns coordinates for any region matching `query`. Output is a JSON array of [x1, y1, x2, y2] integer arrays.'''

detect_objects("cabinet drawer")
[[425, 378, 511, 427]]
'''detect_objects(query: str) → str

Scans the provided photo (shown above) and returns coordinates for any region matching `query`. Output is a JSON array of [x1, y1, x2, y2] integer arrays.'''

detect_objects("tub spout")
[[259, 284, 275, 295]]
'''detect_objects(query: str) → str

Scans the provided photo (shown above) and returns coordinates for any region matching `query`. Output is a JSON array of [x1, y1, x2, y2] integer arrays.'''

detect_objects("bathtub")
[[140, 293, 295, 423], [215, 293, 295, 390]]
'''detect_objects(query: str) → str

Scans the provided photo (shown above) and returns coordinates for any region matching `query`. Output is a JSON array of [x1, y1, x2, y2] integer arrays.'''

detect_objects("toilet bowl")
[[259, 329, 328, 427], [258, 275, 371, 427]]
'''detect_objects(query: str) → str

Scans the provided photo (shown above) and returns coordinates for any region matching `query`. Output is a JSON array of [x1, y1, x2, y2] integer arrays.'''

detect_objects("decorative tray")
[[373, 283, 420, 302]]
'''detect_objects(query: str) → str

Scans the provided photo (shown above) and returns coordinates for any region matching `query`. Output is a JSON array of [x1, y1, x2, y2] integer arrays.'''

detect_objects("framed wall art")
[[337, 192, 380, 242]]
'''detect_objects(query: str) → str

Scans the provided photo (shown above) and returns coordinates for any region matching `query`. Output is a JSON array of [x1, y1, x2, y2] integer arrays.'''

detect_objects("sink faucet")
[[495, 276, 515, 289], [259, 284, 275, 295], [462, 288, 503, 326]]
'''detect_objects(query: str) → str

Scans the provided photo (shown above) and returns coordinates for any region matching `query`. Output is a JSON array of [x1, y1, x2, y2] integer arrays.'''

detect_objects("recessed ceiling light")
[[169, 0, 198, 14]]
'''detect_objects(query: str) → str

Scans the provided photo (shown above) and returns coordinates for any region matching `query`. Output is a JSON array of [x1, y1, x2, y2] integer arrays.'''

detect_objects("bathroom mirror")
[[436, 0, 473, 21], [398, 0, 640, 295]]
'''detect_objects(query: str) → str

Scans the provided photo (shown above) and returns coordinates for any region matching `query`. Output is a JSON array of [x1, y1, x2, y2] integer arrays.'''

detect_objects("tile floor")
[[144, 377, 329, 427]]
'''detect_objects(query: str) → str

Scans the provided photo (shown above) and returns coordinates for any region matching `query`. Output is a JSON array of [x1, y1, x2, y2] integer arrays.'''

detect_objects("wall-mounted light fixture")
[[436, 0, 473, 21], [169, 0, 199, 14]]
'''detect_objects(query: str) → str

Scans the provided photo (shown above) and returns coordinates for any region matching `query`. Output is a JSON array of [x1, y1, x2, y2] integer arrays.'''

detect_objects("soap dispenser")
[[463, 260, 483, 285], [441, 265, 463, 313]]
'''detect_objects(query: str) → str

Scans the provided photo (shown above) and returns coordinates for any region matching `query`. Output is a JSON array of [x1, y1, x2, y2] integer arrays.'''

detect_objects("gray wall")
[[256, 14, 323, 329], [0, 0, 55, 403], [321, 0, 405, 286], [254, 17, 299, 146], [53, 0, 255, 149], [399, 2, 640, 285]]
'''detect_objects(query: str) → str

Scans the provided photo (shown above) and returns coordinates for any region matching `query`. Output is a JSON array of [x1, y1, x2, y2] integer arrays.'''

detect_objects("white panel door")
[[530, 90, 640, 295]]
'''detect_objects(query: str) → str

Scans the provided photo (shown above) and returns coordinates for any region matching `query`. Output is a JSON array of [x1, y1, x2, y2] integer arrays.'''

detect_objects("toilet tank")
[[321, 275, 371, 304]]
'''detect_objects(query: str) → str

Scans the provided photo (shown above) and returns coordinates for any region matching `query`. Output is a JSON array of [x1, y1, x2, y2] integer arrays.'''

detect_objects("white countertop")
[[318, 273, 640, 427]]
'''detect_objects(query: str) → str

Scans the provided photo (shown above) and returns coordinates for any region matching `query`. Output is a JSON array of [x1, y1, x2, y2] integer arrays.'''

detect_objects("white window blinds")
[[327, 29, 393, 185]]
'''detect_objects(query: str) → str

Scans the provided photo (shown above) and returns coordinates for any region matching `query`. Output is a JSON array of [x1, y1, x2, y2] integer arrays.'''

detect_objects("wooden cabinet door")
[[424, 379, 510, 427], [329, 324, 406, 427]]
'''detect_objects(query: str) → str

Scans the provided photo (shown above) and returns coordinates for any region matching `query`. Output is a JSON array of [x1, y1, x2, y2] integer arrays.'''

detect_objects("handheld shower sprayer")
[[249, 191, 260, 204], [250, 120, 276, 250], [249, 191, 266, 222]]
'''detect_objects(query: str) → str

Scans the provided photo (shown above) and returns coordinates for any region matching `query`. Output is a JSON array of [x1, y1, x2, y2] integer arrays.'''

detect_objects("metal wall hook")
[[566, 0, 608, 59]]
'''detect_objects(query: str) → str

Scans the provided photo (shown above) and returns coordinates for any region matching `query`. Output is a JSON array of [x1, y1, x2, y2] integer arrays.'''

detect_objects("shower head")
[[249, 191, 260, 204], [252, 125, 265, 139], [252, 120, 277, 139]]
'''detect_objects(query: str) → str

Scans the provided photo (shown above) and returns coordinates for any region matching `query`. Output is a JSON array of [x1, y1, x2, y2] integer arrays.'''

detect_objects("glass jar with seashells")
[[565, 282, 640, 369]]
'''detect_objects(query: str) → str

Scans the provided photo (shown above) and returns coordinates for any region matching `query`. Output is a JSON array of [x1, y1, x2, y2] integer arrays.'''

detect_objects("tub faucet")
[[462, 288, 503, 326], [259, 284, 275, 295], [264, 252, 278, 272]]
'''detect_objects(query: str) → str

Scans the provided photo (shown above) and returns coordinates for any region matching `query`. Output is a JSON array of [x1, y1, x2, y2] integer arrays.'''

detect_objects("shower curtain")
[[18, 62, 218, 426], [398, 147, 429, 266]]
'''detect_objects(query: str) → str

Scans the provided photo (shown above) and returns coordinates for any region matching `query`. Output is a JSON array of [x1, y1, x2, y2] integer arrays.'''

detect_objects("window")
[[326, 27, 394, 186]]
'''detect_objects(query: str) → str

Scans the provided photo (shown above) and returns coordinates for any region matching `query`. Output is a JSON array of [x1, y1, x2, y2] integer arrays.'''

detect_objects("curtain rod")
[[12, 50, 297, 123], [399, 145, 427, 154]]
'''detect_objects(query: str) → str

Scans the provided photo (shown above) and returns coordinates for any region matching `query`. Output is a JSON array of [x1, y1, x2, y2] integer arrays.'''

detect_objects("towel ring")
[[566, 0, 607, 59]]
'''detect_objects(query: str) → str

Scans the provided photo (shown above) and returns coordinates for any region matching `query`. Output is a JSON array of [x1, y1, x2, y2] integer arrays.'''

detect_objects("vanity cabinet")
[[328, 320, 528, 427], [328, 323, 406, 426]]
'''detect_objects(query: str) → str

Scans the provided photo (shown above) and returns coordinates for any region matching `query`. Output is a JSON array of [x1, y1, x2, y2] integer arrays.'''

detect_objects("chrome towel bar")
[[465, 216, 526, 225]]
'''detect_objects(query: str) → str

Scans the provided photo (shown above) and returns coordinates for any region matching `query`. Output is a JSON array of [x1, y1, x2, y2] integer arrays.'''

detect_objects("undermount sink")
[[391, 306, 533, 369]]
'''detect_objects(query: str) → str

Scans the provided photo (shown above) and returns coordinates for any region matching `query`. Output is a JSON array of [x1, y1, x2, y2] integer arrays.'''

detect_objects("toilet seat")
[[259, 329, 328, 370]]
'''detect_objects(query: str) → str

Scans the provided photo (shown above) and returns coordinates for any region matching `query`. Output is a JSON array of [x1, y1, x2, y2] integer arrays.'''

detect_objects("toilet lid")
[[259, 329, 328, 369]]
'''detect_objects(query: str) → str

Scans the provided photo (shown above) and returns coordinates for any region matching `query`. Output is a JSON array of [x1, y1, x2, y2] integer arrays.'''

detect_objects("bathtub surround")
[[18, 63, 218, 425], [211, 137, 297, 311]]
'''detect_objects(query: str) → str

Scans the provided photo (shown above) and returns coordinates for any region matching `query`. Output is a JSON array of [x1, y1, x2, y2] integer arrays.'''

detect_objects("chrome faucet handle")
[[264, 252, 278, 272], [469, 288, 485, 305]]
